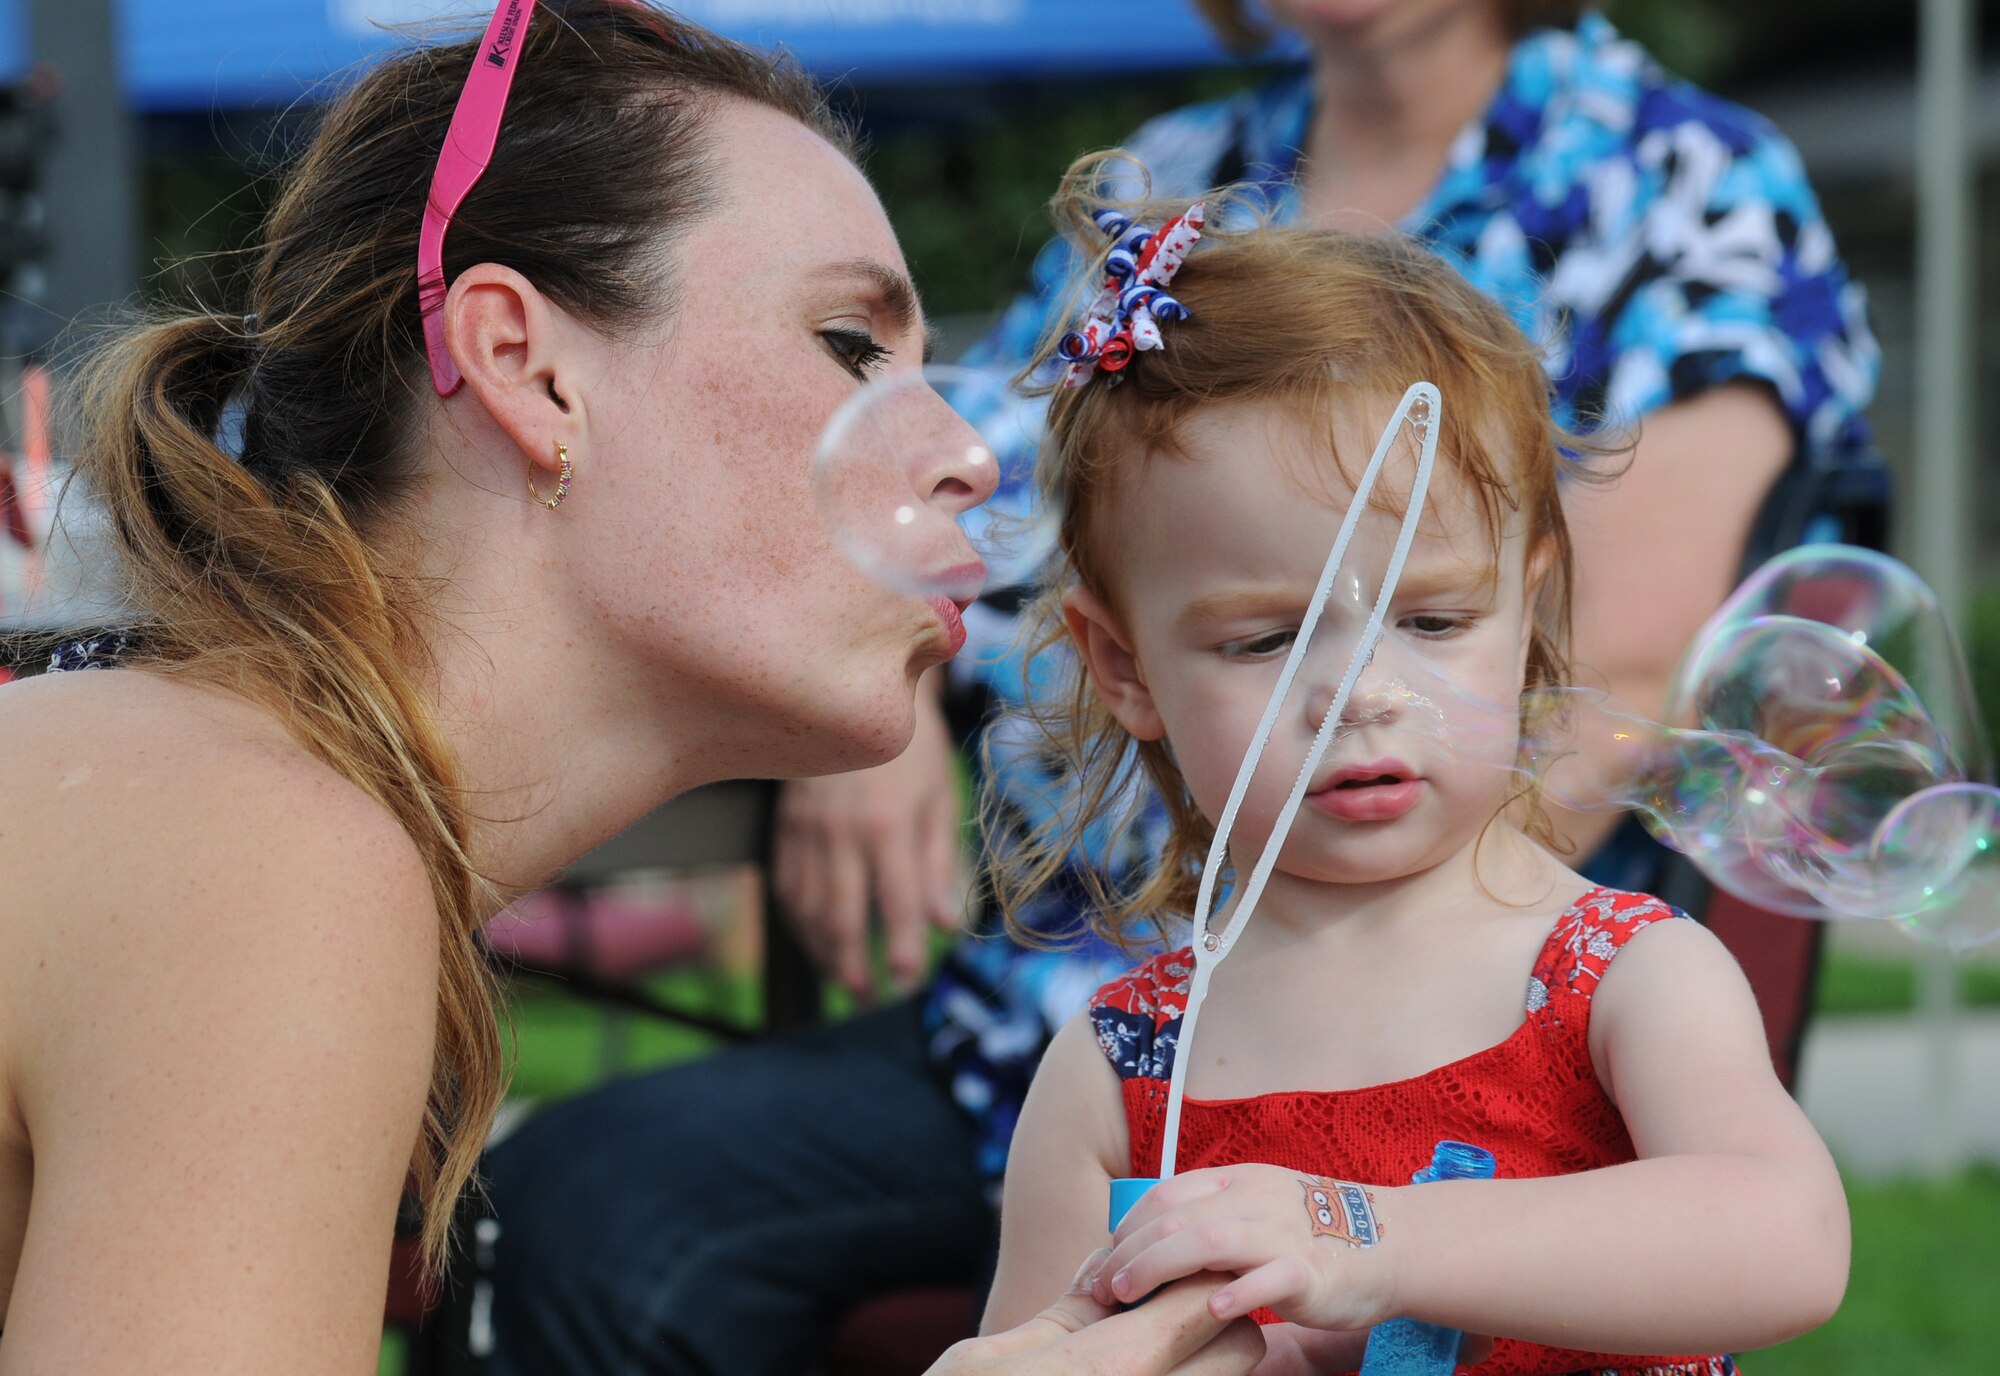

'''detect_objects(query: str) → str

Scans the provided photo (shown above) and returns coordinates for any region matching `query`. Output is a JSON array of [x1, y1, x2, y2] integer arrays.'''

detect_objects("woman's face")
[[566, 99, 989, 779], [1263, 0, 1502, 48]]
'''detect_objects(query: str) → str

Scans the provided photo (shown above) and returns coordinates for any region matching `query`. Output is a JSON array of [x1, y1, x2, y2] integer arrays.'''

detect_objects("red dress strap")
[[1089, 947, 1195, 1084], [1524, 886, 1689, 1061]]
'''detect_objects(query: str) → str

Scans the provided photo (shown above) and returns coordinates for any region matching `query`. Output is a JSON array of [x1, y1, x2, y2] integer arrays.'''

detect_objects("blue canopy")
[[0, 1, 1278, 112]]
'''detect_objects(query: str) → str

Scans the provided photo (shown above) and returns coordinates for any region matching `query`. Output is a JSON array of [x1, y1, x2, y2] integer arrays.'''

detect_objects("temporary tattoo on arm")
[[1301, 1176, 1381, 1247]]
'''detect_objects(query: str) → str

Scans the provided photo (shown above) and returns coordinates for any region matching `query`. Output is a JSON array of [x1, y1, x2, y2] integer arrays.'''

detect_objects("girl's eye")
[[822, 326, 889, 379], [1404, 614, 1469, 638], [1224, 629, 1297, 659]]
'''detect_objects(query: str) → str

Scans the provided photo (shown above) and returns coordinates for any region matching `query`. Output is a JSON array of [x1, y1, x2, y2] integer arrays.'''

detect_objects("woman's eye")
[[822, 327, 889, 379]]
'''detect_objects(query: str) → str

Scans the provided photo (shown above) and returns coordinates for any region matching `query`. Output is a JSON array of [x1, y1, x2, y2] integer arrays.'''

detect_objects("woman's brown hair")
[[67, 0, 850, 1277], [988, 153, 1605, 952], [1195, 1, 1590, 54]]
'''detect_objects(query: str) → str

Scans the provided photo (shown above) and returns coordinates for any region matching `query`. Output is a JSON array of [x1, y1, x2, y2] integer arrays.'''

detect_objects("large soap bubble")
[[812, 364, 1051, 602], [1673, 546, 1991, 781], [1503, 548, 2000, 947]]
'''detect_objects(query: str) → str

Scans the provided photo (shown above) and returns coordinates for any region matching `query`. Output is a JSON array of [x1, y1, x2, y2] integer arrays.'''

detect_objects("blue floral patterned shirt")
[[923, 11, 1881, 1193]]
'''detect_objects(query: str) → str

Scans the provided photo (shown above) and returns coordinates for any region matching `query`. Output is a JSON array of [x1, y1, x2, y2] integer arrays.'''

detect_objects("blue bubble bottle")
[[1358, 1140, 1496, 1376]]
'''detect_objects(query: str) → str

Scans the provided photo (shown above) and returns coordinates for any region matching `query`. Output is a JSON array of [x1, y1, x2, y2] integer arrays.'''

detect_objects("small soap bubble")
[[1875, 784, 2000, 951], [814, 364, 1051, 600]]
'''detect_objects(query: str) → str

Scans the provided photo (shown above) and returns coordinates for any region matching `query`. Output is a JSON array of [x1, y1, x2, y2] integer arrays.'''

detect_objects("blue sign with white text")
[[0, 1, 1276, 110]]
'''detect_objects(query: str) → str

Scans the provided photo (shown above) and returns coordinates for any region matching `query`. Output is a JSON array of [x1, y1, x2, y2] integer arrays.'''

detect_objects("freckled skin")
[[552, 102, 958, 782]]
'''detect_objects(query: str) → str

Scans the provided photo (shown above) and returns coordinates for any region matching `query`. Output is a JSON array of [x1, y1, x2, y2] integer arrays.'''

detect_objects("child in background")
[[979, 160, 1848, 1375]]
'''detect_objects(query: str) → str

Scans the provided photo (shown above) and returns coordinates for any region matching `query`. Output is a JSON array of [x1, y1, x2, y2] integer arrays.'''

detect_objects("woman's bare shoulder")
[[0, 670, 443, 1361], [0, 667, 429, 884], [2, 665, 331, 785], [0, 669, 440, 1110]]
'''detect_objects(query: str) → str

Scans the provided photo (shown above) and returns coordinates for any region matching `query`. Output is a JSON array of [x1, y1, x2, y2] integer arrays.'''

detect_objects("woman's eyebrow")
[[823, 257, 937, 360]]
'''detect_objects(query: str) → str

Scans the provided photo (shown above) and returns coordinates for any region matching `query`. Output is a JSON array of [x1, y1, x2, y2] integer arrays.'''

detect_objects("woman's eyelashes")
[[821, 326, 890, 379]]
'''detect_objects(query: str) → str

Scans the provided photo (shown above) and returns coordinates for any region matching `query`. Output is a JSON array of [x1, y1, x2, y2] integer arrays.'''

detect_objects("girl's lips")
[[927, 595, 969, 658], [1308, 777, 1424, 822], [1307, 760, 1423, 822]]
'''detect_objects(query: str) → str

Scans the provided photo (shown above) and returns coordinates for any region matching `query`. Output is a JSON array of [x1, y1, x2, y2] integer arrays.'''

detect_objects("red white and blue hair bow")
[[1058, 201, 1205, 388]]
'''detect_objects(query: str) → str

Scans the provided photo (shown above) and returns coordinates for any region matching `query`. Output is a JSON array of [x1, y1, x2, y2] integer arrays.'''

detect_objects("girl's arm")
[[1094, 920, 1849, 1355], [1, 735, 438, 1373], [981, 1010, 1132, 1334]]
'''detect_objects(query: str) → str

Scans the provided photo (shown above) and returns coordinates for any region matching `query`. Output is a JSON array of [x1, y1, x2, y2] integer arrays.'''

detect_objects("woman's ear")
[[1063, 586, 1166, 741], [443, 262, 587, 482]]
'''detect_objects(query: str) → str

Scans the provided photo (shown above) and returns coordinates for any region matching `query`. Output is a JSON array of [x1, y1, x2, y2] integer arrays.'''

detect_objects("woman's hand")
[[936, 1257, 1265, 1376], [1094, 1165, 1403, 1333], [773, 669, 966, 999]]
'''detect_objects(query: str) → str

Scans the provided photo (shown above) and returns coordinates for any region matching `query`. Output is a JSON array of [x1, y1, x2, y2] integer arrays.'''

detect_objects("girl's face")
[[1070, 396, 1544, 888], [563, 100, 990, 780]]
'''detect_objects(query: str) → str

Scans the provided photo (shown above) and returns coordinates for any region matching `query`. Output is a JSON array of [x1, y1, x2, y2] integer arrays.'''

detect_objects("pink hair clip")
[[418, 0, 539, 396], [1057, 202, 1205, 388]]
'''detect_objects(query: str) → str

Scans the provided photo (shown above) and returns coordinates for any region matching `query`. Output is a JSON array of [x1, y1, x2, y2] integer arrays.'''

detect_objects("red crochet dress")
[[1087, 886, 1738, 1376]]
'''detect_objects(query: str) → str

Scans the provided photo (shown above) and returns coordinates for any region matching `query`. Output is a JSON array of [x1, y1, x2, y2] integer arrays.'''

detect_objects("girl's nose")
[[1304, 640, 1404, 731]]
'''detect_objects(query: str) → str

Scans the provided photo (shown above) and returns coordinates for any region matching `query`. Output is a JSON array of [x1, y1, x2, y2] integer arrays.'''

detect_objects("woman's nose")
[[911, 404, 1000, 518]]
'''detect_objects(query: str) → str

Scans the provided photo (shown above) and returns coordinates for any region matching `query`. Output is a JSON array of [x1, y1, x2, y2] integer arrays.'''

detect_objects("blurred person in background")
[[486, 3, 1878, 1372], [0, 3, 1266, 1374]]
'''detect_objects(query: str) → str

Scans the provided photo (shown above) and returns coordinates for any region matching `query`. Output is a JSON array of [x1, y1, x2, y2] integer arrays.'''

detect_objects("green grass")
[[501, 965, 758, 1102], [1814, 952, 2000, 1018]]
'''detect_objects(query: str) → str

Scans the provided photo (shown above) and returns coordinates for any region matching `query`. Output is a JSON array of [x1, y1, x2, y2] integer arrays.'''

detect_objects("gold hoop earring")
[[529, 442, 572, 511]]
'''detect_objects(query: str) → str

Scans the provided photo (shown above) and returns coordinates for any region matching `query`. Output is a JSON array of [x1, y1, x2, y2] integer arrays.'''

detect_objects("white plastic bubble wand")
[[1150, 381, 1442, 1183]]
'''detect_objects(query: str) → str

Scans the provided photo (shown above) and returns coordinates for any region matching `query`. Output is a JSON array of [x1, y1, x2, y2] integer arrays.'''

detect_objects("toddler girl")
[[979, 164, 1848, 1376]]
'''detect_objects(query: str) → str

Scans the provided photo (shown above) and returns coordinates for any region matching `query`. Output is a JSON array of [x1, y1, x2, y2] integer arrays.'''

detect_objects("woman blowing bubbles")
[[0, 4, 1260, 1372]]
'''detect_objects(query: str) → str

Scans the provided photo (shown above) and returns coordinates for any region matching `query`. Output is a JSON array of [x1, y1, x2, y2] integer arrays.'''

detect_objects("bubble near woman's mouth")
[[813, 364, 1052, 601]]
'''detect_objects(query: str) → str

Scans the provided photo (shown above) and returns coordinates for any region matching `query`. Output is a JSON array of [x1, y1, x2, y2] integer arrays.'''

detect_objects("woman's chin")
[[779, 694, 915, 779]]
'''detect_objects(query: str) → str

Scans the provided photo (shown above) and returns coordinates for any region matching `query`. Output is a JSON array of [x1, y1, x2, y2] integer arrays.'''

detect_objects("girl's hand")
[[1094, 1165, 1403, 1332]]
